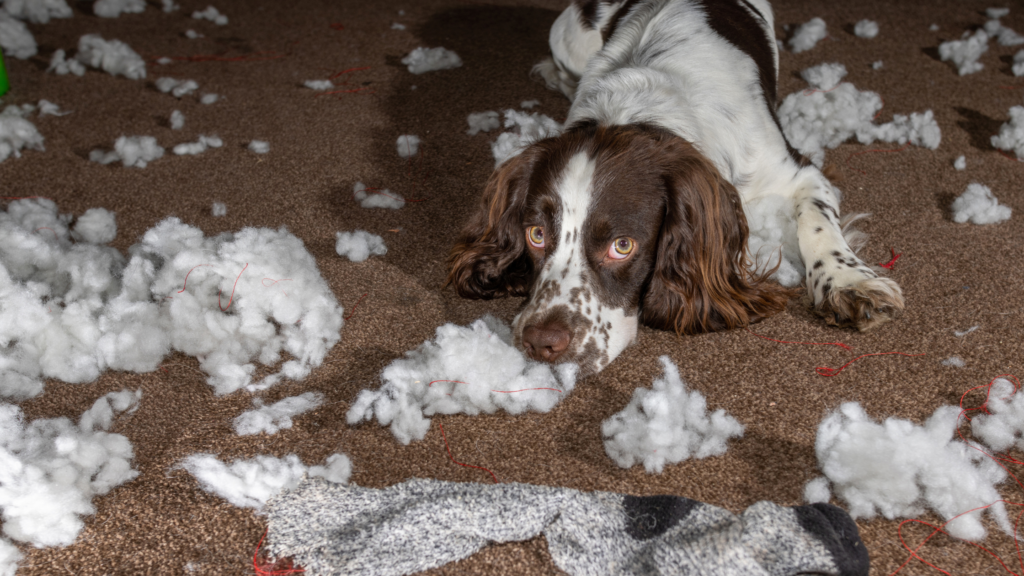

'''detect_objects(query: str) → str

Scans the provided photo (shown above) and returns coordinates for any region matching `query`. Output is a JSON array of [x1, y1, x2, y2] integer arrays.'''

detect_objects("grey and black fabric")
[[265, 478, 869, 576]]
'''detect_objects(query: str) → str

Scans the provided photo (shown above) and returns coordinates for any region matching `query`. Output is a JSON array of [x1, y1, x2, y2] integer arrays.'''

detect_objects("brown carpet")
[[2, 0, 1023, 574]]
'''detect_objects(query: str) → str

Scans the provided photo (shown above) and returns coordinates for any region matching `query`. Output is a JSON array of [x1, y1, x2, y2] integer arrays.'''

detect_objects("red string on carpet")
[[746, 327, 852, 351], [439, 422, 499, 483], [343, 293, 368, 320], [816, 352, 924, 377], [218, 263, 248, 311], [253, 529, 305, 576], [329, 22, 345, 31], [878, 247, 902, 269]]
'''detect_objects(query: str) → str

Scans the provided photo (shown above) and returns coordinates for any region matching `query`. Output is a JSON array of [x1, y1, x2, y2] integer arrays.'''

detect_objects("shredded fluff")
[[991, 105, 1024, 159], [778, 63, 940, 166], [0, 537, 20, 576], [0, 199, 344, 399], [0, 107, 44, 163], [0, 11, 36, 59], [76, 34, 146, 80], [191, 5, 226, 25], [788, 17, 827, 53], [872, 60, 883, 70], [400, 46, 462, 74], [353, 181, 404, 210], [200, 93, 219, 104], [601, 356, 744, 474], [211, 202, 226, 217], [984, 12, 1024, 46], [941, 356, 966, 368], [155, 77, 199, 98], [3, 0, 71, 24], [347, 316, 578, 445], [951, 183, 1012, 225], [184, 29, 202, 39], [173, 134, 222, 156], [520, 99, 540, 109], [335, 230, 387, 262], [92, 0, 145, 18], [233, 392, 324, 436], [953, 155, 966, 170], [466, 111, 501, 135], [396, 134, 420, 158], [955, 325, 980, 337], [0, 390, 141, 549], [853, 19, 878, 39], [47, 49, 85, 75], [939, 30, 989, 75], [89, 135, 164, 167], [248, 140, 269, 154], [303, 80, 334, 91], [180, 453, 350, 509], [161, 0, 177, 11], [71, 208, 117, 244], [491, 109, 564, 167], [972, 378, 1024, 453], [806, 401, 1011, 542], [391, 22, 405, 30], [37, 100, 67, 117], [170, 110, 184, 130]]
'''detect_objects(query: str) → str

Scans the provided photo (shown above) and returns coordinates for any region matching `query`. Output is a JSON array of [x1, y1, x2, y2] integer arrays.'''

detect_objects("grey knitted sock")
[[266, 478, 868, 576]]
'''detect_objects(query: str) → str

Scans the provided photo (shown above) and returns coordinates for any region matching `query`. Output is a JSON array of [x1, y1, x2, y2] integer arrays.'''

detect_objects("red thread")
[[746, 327, 853, 351], [878, 247, 902, 269], [178, 264, 212, 293], [998, 150, 1023, 163], [34, 226, 59, 240], [329, 22, 345, 31], [845, 142, 911, 175], [218, 263, 248, 311], [816, 352, 924, 376], [343, 293, 368, 320], [253, 528, 305, 576], [428, 379, 564, 394], [439, 423, 499, 483], [328, 66, 371, 80]]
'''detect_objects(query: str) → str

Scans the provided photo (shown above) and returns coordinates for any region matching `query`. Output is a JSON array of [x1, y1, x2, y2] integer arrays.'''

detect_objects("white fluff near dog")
[[180, 453, 350, 509], [233, 392, 325, 436], [347, 315, 578, 445]]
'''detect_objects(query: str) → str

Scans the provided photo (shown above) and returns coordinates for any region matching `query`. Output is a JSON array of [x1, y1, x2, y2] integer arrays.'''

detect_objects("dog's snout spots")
[[521, 323, 573, 362]]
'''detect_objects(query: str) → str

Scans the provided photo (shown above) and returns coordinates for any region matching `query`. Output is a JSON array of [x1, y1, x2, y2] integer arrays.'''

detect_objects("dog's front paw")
[[813, 276, 904, 331]]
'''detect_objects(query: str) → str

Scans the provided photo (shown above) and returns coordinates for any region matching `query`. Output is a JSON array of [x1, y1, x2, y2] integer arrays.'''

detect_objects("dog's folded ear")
[[640, 139, 795, 333], [446, 150, 539, 299]]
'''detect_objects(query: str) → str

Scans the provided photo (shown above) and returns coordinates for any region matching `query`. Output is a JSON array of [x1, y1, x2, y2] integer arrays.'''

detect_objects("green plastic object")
[[0, 47, 9, 97]]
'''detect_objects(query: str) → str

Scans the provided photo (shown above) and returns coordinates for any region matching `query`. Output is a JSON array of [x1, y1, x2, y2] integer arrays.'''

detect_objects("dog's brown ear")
[[640, 138, 795, 333], [446, 149, 539, 299]]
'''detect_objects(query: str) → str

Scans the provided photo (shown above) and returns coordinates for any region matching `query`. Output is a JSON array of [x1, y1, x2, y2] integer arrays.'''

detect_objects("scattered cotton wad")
[[233, 392, 324, 436], [601, 356, 744, 473], [950, 183, 1012, 225], [804, 401, 1011, 542], [352, 181, 404, 210], [335, 230, 387, 262], [491, 109, 563, 167], [347, 316, 578, 445], [401, 47, 462, 74]]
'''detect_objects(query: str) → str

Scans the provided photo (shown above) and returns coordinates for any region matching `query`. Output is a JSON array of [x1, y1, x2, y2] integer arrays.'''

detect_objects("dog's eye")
[[527, 226, 545, 248], [608, 237, 634, 259]]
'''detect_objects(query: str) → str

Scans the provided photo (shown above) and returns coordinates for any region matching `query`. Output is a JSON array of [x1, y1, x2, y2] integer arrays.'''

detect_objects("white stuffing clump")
[[991, 105, 1024, 158], [0, 199, 344, 399], [170, 110, 184, 130], [3, 0, 72, 23], [184, 29, 202, 39], [89, 135, 164, 168], [37, 100, 67, 117], [602, 356, 744, 474], [248, 140, 269, 154], [347, 316, 578, 445], [872, 60, 883, 70], [950, 183, 1012, 225], [983, 12, 1024, 46], [93, 0, 145, 18], [788, 17, 827, 53], [941, 356, 965, 368], [972, 378, 1024, 453], [161, 0, 178, 11], [0, 107, 44, 163], [1014, 50, 1024, 76], [233, 392, 324, 436], [466, 111, 501, 135], [396, 134, 420, 158], [211, 202, 226, 217], [521, 99, 540, 109], [335, 230, 387, 262], [401, 46, 462, 74], [155, 77, 199, 98], [939, 29, 989, 75], [492, 109, 564, 167], [805, 401, 1012, 542], [173, 134, 222, 156], [191, 5, 226, 25], [303, 79, 334, 91], [353, 181, 404, 210], [987, 8, 1010, 19], [47, 49, 86, 75], [200, 93, 219, 105], [0, 390, 141, 549], [0, 11, 36, 59], [391, 22, 405, 30], [180, 453, 350, 509], [71, 208, 117, 244], [853, 19, 878, 39], [0, 538, 21, 576], [76, 34, 146, 80], [778, 63, 940, 166], [953, 155, 966, 170]]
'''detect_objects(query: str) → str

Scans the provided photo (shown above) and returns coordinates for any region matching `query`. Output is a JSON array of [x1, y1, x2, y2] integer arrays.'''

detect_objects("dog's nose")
[[521, 323, 572, 362]]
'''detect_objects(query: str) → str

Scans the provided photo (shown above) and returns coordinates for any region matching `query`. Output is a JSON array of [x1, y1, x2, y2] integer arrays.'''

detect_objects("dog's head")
[[447, 123, 790, 375]]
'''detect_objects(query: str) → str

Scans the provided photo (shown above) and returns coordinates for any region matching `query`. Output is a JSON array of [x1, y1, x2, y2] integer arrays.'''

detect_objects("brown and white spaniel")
[[448, 0, 904, 376]]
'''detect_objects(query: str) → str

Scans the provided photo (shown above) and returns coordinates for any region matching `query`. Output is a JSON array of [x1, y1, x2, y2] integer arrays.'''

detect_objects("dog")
[[447, 0, 904, 376]]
